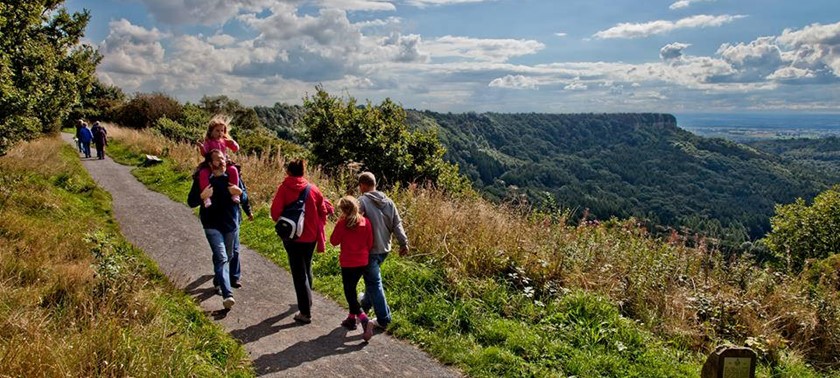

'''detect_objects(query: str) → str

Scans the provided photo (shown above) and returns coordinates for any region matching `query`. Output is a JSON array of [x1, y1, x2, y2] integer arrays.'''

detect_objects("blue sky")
[[65, 0, 840, 113]]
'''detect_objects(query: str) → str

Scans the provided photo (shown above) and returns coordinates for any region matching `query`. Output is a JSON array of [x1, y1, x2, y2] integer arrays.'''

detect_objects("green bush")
[[764, 185, 840, 272]]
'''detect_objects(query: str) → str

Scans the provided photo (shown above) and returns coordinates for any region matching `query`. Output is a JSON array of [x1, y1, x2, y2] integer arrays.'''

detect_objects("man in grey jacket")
[[357, 172, 408, 334]]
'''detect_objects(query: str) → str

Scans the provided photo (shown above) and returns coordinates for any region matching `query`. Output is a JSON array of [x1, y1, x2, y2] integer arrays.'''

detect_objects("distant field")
[[677, 113, 840, 142]]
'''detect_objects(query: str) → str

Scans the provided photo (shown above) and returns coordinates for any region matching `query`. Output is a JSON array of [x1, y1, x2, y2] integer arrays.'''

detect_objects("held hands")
[[200, 185, 214, 200], [247, 214, 254, 222], [399, 245, 409, 257], [228, 185, 243, 196]]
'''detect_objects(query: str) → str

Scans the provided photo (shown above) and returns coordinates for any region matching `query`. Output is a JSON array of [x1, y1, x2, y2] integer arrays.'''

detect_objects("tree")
[[301, 86, 468, 191], [0, 1, 101, 154], [115, 92, 182, 129], [764, 185, 840, 272]]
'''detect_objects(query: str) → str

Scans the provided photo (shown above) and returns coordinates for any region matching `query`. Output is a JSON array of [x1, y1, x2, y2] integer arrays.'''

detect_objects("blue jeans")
[[81, 141, 91, 158], [230, 228, 241, 283], [362, 253, 391, 326], [204, 228, 237, 298]]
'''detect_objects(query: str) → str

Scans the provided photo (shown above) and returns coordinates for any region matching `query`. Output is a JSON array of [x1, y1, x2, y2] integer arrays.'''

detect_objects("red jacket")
[[270, 176, 328, 244], [330, 216, 372, 268]]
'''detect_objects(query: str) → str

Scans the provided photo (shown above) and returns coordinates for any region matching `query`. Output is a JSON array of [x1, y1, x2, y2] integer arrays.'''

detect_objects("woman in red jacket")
[[270, 159, 329, 324], [330, 196, 374, 341]]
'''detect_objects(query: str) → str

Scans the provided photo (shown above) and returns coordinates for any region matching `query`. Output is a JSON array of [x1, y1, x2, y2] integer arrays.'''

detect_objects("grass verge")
[[0, 135, 252, 377]]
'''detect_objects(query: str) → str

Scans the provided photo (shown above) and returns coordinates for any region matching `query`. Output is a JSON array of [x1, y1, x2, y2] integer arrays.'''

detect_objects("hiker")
[[91, 121, 107, 160], [187, 149, 243, 310], [196, 115, 241, 207], [330, 196, 374, 341], [78, 122, 93, 159], [75, 120, 85, 152], [270, 159, 330, 324], [357, 172, 409, 335]]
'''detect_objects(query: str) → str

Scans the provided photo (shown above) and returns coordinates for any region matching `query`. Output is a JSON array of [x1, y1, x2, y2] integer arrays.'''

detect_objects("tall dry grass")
[[108, 125, 840, 370], [0, 136, 250, 376]]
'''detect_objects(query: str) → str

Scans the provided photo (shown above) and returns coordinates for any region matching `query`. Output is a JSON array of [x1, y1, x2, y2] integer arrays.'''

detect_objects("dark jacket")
[[91, 124, 107, 145], [187, 171, 251, 232]]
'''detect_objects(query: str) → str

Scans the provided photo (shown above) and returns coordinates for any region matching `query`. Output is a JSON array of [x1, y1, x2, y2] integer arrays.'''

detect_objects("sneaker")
[[358, 292, 372, 314], [232, 195, 241, 204], [370, 317, 385, 329], [340, 316, 358, 330], [231, 280, 242, 288], [293, 312, 311, 324], [203, 197, 212, 208], [361, 317, 373, 342], [223, 296, 235, 310], [214, 286, 222, 296]]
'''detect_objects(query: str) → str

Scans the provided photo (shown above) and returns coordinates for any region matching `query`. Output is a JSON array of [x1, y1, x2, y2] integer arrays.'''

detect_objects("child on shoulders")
[[197, 115, 240, 207]]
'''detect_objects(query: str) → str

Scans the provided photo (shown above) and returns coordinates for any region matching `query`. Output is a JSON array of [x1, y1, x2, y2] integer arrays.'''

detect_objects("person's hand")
[[200, 185, 214, 200], [247, 214, 254, 222], [398, 245, 409, 257], [228, 185, 243, 196]]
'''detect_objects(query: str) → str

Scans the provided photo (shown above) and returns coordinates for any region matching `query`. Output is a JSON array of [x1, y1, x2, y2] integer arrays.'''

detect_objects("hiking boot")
[[370, 317, 385, 329], [223, 296, 235, 310], [340, 316, 358, 330], [361, 317, 373, 342], [293, 312, 311, 324]]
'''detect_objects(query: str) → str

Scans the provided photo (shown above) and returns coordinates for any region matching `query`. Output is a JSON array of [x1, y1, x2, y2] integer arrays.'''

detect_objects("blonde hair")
[[337, 196, 361, 229], [205, 114, 232, 140]]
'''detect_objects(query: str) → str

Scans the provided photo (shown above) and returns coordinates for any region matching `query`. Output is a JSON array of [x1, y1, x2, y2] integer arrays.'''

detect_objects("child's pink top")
[[200, 138, 239, 156], [330, 217, 372, 268]]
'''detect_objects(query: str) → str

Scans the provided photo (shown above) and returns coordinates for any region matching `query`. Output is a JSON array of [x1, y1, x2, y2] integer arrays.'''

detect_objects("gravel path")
[[62, 133, 460, 377]]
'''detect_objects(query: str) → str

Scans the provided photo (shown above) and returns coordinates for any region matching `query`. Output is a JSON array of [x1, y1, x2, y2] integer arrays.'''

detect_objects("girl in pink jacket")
[[330, 196, 374, 341]]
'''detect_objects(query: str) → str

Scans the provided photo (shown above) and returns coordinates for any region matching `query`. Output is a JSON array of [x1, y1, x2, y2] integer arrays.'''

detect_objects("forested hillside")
[[748, 137, 840, 182], [405, 111, 832, 241]]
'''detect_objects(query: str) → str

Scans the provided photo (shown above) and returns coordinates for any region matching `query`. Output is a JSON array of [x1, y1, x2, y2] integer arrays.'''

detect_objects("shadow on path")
[[252, 326, 367, 376], [230, 305, 300, 345], [184, 274, 217, 302]]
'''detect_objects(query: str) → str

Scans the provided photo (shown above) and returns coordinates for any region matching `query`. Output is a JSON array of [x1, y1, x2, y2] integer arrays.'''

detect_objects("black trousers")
[[283, 241, 316, 316], [341, 267, 366, 315]]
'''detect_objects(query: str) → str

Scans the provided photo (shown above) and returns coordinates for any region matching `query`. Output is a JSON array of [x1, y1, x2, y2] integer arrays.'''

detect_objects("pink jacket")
[[200, 138, 239, 156]]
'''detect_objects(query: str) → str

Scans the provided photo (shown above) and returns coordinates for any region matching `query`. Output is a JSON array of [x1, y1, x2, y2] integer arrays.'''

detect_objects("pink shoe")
[[232, 195, 241, 204], [203, 197, 212, 208]]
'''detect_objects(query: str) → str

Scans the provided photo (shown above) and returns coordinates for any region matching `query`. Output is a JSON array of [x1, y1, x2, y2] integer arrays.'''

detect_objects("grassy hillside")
[[102, 124, 839, 377], [405, 111, 832, 241], [0, 136, 252, 377]]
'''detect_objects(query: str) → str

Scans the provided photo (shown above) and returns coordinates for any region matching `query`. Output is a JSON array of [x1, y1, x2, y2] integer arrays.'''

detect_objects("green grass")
[[0, 136, 253, 377]]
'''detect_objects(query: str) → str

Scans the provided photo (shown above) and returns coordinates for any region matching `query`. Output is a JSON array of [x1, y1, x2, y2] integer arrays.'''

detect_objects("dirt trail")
[[62, 133, 459, 377]]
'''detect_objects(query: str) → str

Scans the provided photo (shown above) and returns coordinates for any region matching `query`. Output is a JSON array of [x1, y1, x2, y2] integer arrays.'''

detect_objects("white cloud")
[[594, 14, 746, 39], [422, 36, 545, 62], [564, 81, 588, 91], [99, 19, 168, 76], [554, 32, 567, 37], [317, 0, 396, 11], [489, 74, 540, 89], [776, 21, 840, 76], [660, 42, 691, 61], [138, 0, 277, 25], [404, 0, 493, 7], [669, 0, 715, 10]]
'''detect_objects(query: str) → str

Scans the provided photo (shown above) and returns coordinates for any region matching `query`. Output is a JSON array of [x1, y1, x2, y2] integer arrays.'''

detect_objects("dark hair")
[[286, 159, 306, 177], [194, 149, 224, 177]]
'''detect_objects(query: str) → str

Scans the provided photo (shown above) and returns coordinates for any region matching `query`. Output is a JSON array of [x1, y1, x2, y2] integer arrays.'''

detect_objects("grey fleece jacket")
[[358, 191, 408, 255]]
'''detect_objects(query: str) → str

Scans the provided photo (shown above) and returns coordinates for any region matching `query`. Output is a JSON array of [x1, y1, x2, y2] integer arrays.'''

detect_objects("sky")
[[63, 0, 840, 114]]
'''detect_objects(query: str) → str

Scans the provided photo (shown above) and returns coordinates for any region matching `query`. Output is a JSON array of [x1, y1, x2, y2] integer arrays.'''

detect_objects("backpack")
[[275, 185, 311, 241]]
